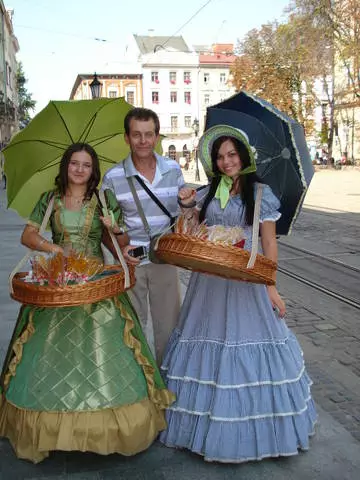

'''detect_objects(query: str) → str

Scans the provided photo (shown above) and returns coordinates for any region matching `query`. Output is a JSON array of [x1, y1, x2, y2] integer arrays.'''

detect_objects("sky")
[[6, 0, 290, 114]]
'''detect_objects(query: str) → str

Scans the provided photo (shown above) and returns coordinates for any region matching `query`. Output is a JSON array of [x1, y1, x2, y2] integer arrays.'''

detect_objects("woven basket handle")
[[9, 195, 55, 295], [246, 183, 264, 269], [98, 190, 130, 289]]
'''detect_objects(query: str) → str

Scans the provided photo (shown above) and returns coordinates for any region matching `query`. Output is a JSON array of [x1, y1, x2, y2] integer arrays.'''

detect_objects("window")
[[126, 91, 135, 105], [203, 72, 210, 83], [204, 94, 210, 105], [171, 116, 178, 131], [184, 71, 191, 84], [220, 72, 226, 83], [184, 91, 191, 104], [108, 90, 118, 98], [151, 71, 159, 83], [170, 91, 177, 103], [169, 71, 177, 84], [152, 91, 159, 103], [184, 116, 191, 128]]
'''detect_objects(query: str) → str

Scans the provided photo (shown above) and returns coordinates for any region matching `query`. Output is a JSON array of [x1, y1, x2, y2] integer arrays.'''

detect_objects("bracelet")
[[178, 198, 196, 208]]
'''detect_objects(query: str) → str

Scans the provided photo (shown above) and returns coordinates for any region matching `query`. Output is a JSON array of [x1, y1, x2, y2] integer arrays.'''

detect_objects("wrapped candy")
[[174, 214, 246, 248], [30, 251, 103, 286]]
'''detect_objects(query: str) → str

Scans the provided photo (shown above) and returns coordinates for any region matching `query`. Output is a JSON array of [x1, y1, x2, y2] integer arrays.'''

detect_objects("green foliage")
[[16, 62, 36, 126]]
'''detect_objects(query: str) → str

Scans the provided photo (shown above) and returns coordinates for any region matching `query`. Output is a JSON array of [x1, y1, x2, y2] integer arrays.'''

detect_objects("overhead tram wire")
[[155, 0, 215, 52]]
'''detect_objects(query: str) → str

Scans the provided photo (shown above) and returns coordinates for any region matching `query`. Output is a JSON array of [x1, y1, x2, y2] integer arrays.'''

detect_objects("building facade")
[[69, 73, 143, 107], [0, 4, 19, 143], [196, 44, 236, 134], [133, 35, 200, 159]]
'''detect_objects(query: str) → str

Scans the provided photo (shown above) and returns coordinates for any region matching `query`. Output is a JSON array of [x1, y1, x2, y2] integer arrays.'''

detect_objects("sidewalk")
[[1, 183, 360, 478]]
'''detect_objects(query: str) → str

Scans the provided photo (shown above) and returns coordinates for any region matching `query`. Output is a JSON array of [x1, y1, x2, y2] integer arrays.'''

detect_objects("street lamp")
[[192, 118, 200, 181], [89, 73, 102, 99]]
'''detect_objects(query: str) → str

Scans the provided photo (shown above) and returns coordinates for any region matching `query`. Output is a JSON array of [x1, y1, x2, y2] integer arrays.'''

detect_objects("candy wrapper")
[[207, 225, 245, 247], [174, 214, 245, 248], [28, 251, 103, 286]]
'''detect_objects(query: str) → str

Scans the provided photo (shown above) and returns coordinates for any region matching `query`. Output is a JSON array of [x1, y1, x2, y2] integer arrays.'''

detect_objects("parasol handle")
[[9, 196, 55, 295], [98, 190, 130, 289], [247, 183, 263, 269]]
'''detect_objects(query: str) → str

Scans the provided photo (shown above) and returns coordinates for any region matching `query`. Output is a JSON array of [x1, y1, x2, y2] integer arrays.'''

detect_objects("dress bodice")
[[28, 190, 124, 260]]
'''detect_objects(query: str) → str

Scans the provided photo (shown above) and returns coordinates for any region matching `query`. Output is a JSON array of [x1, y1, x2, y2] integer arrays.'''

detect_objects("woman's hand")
[[178, 187, 196, 206], [49, 244, 64, 255], [267, 285, 286, 318], [99, 215, 123, 234]]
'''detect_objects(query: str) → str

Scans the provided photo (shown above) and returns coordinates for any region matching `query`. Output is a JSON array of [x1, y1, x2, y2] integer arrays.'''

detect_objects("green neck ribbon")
[[214, 163, 257, 209]]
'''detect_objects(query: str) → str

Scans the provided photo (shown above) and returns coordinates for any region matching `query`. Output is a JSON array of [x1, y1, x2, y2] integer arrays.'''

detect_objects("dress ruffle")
[[0, 396, 166, 464], [160, 329, 317, 463]]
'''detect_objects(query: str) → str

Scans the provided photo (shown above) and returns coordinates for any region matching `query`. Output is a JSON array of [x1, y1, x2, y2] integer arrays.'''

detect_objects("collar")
[[123, 152, 171, 177]]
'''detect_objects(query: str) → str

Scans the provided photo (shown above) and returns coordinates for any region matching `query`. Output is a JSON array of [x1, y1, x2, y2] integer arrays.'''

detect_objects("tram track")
[[277, 242, 360, 310]]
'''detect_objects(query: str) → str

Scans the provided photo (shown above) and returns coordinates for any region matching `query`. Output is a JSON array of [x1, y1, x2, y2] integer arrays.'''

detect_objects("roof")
[[69, 73, 142, 100], [212, 44, 233, 54], [193, 44, 212, 53], [134, 35, 190, 54], [199, 53, 237, 65]]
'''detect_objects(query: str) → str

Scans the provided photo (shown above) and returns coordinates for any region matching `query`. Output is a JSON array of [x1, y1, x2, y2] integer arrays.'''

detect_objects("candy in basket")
[[10, 250, 135, 307]]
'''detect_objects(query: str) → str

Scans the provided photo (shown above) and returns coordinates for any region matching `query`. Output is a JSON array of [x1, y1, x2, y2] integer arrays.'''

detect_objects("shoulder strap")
[[98, 189, 130, 289], [134, 175, 173, 220], [247, 183, 264, 269], [9, 194, 55, 294], [127, 176, 152, 238]]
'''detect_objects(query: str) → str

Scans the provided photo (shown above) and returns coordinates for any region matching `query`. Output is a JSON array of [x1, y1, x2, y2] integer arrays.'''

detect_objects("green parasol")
[[3, 97, 162, 218]]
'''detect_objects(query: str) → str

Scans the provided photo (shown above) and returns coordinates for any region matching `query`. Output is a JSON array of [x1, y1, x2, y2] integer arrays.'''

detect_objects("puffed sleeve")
[[104, 189, 125, 230], [259, 184, 281, 223], [27, 191, 55, 229]]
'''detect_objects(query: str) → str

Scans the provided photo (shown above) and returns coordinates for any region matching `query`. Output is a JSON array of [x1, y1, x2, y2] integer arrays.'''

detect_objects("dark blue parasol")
[[205, 91, 314, 235]]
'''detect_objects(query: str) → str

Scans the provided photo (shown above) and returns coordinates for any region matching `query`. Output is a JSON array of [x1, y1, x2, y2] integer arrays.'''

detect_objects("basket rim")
[[158, 233, 277, 268], [12, 265, 126, 291]]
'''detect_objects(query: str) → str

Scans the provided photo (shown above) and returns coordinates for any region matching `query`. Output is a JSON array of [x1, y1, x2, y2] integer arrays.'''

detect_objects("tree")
[[231, 23, 296, 118], [16, 62, 36, 127], [231, 8, 334, 152], [288, 0, 360, 158]]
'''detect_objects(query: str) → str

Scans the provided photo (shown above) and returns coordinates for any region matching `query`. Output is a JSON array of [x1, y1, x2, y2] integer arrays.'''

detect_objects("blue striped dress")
[[160, 184, 317, 463]]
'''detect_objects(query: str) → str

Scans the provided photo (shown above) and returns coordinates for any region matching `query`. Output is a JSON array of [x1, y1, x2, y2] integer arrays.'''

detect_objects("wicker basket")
[[155, 233, 276, 285], [11, 265, 136, 307]]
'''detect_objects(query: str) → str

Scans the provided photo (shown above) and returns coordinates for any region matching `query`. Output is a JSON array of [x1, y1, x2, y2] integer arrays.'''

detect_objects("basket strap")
[[9, 195, 55, 294], [247, 183, 264, 269], [98, 189, 130, 289]]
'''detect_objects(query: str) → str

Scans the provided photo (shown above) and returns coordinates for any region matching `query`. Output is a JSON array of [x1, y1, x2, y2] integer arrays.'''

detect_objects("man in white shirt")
[[102, 108, 185, 363]]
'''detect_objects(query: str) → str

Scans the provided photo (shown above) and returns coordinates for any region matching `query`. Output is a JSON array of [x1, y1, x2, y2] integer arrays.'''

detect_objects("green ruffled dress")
[[0, 190, 174, 463]]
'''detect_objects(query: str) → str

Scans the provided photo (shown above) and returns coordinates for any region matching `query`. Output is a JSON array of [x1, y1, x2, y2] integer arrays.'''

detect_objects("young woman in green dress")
[[0, 143, 174, 463]]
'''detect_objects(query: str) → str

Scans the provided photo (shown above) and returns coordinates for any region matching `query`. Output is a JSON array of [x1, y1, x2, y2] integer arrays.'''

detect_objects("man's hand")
[[122, 245, 141, 265], [178, 187, 196, 205]]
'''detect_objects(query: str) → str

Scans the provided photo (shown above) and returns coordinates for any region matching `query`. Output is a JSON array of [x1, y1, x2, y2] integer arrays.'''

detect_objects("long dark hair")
[[199, 135, 260, 226], [55, 143, 101, 199]]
